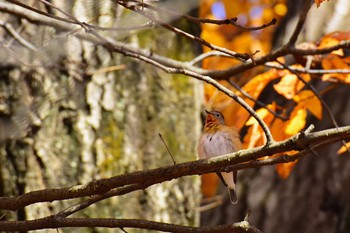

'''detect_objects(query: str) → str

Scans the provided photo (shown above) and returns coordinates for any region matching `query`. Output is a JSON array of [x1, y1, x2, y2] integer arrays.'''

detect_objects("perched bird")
[[197, 110, 242, 204]]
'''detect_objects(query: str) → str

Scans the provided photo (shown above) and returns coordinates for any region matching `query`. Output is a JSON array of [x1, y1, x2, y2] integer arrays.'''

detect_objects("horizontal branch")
[[0, 216, 261, 233], [1, 125, 350, 211], [265, 63, 350, 74]]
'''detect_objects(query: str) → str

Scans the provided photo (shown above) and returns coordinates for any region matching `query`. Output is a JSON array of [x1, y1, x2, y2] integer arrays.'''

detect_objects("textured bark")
[[201, 1, 350, 233], [0, 1, 201, 232]]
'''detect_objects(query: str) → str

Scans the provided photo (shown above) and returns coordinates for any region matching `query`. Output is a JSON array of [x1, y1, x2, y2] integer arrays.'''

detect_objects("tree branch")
[[1, 125, 350, 211], [0, 216, 261, 233], [287, 0, 313, 45]]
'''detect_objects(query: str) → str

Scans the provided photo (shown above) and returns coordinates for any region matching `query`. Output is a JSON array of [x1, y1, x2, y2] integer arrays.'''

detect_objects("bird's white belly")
[[202, 132, 234, 158]]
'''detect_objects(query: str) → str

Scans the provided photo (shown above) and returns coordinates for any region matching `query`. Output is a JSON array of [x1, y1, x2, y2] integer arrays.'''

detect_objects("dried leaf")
[[319, 37, 343, 56], [337, 141, 350, 154], [273, 73, 311, 99], [315, 0, 331, 8], [285, 107, 307, 135], [244, 103, 277, 148], [276, 160, 297, 179], [321, 54, 350, 83], [293, 90, 322, 120], [201, 173, 219, 197], [270, 117, 289, 141], [243, 69, 281, 99]]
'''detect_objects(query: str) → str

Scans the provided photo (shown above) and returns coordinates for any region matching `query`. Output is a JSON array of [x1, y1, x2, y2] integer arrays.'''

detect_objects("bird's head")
[[205, 110, 226, 125]]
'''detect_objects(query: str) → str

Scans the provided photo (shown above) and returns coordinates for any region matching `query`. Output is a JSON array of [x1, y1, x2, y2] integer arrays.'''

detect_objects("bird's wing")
[[197, 134, 208, 159], [223, 125, 242, 151]]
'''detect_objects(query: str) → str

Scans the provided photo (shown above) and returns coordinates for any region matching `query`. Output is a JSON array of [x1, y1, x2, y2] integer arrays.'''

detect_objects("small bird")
[[197, 110, 242, 204]]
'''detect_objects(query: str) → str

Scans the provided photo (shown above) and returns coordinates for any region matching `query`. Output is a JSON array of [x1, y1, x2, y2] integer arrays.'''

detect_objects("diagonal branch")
[[116, 0, 251, 61], [287, 0, 313, 46], [1, 125, 350, 211], [2, 1, 275, 145], [121, 0, 276, 31]]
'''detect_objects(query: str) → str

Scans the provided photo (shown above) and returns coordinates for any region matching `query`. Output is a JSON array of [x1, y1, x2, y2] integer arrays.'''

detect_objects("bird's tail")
[[222, 171, 238, 204]]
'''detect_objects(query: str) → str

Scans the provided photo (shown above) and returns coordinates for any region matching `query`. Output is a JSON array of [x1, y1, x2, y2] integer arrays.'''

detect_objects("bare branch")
[[1, 125, 350, 211], [0, 20, 37, 50], [277, 61, 339, 128], [290, 40, 350, 55], [228, 79, 288, 121], [116, 0, 251, 61], [287, 0, 313, 45], [122, 0, 276, 31], [265, 62, 350, 74], [0, 216, 261, 233]]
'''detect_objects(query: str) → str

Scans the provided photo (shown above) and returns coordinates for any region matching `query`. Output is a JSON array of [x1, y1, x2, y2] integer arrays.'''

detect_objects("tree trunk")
[[0, 1, 201, 232]]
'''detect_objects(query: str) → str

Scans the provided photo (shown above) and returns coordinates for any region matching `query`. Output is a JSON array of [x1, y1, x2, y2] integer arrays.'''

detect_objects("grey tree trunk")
[[0, 1, 201, 232]]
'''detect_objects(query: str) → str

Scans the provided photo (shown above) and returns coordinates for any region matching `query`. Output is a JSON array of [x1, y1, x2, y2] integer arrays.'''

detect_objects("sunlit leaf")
[[243, 122, 265, 149], [321, 31, 350, 41], [322, 54, 350, 83], [243, 69, 281, 99], [285, 107, 307, 135], [319, 37, 343, 56], [244, 103, 277, 148], [315, 0, 331, 8], [276, 160, 297, 179], [337, 142, 350, 154], [273, 73, 311, 99], [201, 173, 219, 197], [293, 90, 322, 120], [270, 117, 289, 141], [246, 108, 270, 126]]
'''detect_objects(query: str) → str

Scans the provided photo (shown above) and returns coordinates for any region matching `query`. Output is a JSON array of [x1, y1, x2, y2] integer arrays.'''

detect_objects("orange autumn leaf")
[[276, 160, 297, 179], [318, 37, 343, 56], [293, 90, 322, 120], [244, 103, 277, 148], [337, 142, 350, 155], [243, 69, 282, 99], [320, 31, 350, 42], [201, 173, 219, 197], [315, 0, 331, 8], [270, 117, 289, 142], [285, 107, 307, 135], [322, 54, 350, 83], [246, 107, 272, 126], [273, 73, 311, 99], [318, 31, 350, 56], [244, 122, 265, 149]]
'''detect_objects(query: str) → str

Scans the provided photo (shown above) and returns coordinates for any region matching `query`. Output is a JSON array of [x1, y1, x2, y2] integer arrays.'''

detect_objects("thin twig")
[[3, 1, 350, 82], [277, 61, 339, 128], [188, 51, 231, 65], [229, 18, 276, 31], [123, 0, 276, 31], [0, 210, 8, 220], [0, 20, 37, 50], [228, 79, 288, 120], [120, 227, 128, 233], [116, 0, 251, 61], [287, 0, 313, 45], [277, 60, 350, 154], [264, 62, 350, 74], [158, 133, 177, 164]]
